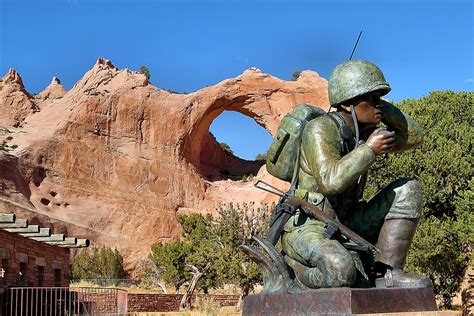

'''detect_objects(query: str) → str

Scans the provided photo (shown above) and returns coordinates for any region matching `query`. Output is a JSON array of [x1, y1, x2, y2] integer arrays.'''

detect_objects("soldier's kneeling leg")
[[282, 225, 357, 288], [348, 178, 431, 288]]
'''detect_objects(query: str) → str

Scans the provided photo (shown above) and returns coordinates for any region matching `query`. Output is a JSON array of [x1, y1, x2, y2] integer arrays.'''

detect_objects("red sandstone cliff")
[[0, 57, 329, 269], [0, 68, 39, 126]]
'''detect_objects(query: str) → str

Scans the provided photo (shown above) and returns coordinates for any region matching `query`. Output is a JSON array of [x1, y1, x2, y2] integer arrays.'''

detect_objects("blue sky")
[[1, 0, 472, 160]]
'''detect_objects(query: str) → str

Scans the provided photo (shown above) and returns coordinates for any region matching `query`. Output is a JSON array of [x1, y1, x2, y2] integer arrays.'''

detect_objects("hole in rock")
[[50, 191, 57, 197], [33, 167, 46, 187], [194, 110, 272, 181], [40, 198, 51, 206], [211, 111, 272, 161]]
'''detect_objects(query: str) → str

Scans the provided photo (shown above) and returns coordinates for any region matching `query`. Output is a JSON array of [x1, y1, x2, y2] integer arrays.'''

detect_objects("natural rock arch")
[[180, 68, 330, 182], [182, 95, 268, 181], [0, 59, 330, 270]]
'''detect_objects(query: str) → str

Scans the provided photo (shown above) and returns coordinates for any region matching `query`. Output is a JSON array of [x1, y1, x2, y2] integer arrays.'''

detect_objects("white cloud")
[[464, 79, 474, 83]]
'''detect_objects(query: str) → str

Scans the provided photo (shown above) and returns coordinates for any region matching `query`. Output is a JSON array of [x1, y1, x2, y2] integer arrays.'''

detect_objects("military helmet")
[[328, 60, 391, 106]]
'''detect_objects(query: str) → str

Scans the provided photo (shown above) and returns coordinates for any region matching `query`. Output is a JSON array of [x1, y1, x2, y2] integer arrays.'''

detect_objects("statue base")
[[243, 287, 437, 315]]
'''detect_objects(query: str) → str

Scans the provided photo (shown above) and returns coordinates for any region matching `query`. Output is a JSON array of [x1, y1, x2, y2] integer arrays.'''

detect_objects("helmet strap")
[[350, 104, 360, 149]]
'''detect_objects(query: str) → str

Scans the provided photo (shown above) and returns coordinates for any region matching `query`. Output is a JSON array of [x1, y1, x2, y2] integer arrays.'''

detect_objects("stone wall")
[[0, 229, 70, 288], [127, 293, 240, 312]]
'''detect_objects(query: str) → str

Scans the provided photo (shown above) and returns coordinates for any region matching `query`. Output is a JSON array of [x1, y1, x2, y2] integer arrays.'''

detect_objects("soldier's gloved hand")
[[366, 128, 395, 155]]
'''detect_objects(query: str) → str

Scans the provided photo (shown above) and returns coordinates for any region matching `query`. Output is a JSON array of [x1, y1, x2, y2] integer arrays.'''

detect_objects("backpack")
[[266, 104, 327, 182]]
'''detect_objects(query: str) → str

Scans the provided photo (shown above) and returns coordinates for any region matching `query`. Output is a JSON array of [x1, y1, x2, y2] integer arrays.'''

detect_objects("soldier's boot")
[[375, 219, 431, 288]]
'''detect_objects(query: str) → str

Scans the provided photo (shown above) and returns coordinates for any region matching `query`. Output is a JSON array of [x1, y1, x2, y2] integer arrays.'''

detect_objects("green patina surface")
[[281, 99, 424, 288], [328, 59, 391, 106]]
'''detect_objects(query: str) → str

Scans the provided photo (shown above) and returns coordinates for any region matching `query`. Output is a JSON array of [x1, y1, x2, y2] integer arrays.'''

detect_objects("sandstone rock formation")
[[0, 68, 39, 127], [34, 76, 67, 109], [0, 57, 329, 270]]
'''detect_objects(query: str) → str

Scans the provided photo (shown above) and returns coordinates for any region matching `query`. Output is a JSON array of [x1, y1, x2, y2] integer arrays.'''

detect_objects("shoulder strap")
[[287, 138, 301, 195], [327, 112, 353, 153], [327, 111, 342, 128]]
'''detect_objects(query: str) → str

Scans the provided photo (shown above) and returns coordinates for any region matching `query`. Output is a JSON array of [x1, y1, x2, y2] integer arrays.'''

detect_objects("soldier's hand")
[[366, 128, 395, 155]]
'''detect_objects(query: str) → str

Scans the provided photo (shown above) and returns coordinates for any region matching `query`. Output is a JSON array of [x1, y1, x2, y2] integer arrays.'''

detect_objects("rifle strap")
[[267, 139, 301, 245]]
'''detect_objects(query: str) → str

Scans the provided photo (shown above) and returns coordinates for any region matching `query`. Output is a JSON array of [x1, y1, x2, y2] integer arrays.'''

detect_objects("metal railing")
[[2, 287, 127, 316]]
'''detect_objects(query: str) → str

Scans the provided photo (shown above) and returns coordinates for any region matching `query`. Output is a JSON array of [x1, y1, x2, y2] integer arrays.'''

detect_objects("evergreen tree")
[[149, 241, 189, 293], [71, 246, 125, 281], [147, 203, 270, 308], [139, 65, 151, 80], [366, 91, 473, 307]]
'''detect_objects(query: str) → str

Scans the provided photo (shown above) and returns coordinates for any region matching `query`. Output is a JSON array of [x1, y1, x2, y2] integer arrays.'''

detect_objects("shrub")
[[291, 71, 301, 81], [139, 65, 151, 80], [219, 142, 234, 156], [241, 173, 255, 182], [193, 295, 220, 315]]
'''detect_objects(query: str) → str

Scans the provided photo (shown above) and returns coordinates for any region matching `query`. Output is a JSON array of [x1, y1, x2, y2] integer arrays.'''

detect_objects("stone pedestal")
[[243, 287, 437, 315]]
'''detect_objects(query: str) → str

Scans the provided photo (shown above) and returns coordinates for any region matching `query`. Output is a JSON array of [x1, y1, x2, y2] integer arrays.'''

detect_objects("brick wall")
[[128, 294, 181, 312], [127, 294, 240, 312], [0, 229, 70, 288]]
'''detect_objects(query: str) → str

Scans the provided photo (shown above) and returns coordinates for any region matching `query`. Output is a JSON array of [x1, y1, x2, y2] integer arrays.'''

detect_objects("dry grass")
[[128, 310, 241, 316], [69, 280, 173, 294], [193, 296, 220, 315]]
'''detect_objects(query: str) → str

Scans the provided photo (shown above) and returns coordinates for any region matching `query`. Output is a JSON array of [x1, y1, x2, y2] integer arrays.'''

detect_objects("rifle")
[[255, 180, 380, 253]]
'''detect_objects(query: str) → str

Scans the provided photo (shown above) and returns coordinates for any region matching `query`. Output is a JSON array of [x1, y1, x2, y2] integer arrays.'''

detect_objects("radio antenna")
[[349, 31, 363, 60]]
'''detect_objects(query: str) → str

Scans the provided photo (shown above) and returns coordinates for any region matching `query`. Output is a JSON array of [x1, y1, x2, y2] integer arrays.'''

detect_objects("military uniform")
[[281, 60, 429, 288]]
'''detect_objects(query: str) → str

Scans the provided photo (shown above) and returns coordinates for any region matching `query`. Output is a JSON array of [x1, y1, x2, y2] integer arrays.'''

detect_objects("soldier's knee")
[[387, 178, 422, 220], [402, 178, 421, 197], [323, 253, 357, 287]]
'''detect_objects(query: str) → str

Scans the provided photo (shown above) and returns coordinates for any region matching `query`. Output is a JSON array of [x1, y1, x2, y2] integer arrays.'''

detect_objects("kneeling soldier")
[[281, 60, 430, 288]]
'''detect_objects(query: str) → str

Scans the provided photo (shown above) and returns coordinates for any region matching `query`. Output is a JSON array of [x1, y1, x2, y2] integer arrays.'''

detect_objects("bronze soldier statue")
[[274, 60, 430, 289]]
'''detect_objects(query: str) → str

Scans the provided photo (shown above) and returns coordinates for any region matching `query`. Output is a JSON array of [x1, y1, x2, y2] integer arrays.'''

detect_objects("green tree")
[[177, 213, 221, 293], [139, 65, 151, 80], [136, 259, 168, 293], [71, 246, 125, 281], [145, 204, 270, 310], [175, 213, 219, 309], [366, 91, 473, 307], [149, 240, 189, 293], [219, 142, 234, 156], [291, 71, 301, 81], [210, 203, 270, 302], [254, 153, 267, 161], [71, 247, 96, 279]]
